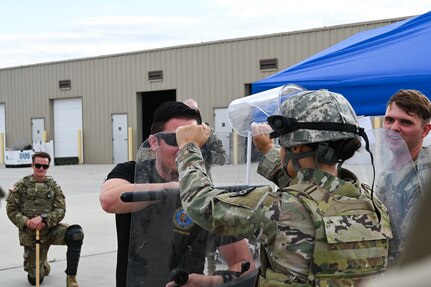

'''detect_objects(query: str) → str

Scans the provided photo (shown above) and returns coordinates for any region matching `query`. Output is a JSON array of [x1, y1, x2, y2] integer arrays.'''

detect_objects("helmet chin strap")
[[283, 143, 339, 173], [283, 148, 316, 172]]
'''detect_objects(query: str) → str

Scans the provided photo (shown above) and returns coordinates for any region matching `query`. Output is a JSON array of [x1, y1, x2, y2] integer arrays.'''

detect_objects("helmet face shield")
[[227, 84, 305, 137]]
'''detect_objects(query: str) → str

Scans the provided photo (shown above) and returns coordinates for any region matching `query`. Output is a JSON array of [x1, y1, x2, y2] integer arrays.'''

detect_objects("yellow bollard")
[[128, 127, 133, 161]]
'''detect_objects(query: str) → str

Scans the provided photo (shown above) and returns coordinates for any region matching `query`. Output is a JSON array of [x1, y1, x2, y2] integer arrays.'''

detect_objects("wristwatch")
[[40, 213, 48, 223]]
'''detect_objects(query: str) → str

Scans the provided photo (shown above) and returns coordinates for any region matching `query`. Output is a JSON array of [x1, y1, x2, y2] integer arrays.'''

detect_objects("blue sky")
[[1, 0, 431, 68]]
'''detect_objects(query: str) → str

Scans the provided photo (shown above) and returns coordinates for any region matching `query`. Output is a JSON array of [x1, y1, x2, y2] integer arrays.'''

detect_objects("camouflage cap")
[[279, 89, 360, 147]]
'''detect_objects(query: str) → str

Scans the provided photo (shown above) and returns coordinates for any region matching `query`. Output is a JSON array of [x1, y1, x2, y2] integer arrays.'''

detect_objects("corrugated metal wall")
[[0, 17, 405, 163]]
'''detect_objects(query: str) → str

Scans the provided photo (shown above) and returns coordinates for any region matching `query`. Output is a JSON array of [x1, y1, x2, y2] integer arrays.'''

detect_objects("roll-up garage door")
[[53, 98, 82, 164]]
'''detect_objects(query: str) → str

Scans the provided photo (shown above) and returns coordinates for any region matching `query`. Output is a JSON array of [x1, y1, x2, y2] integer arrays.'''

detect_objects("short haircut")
[[387, 90, 431, 124], [150, 101, 202, 134], [32, 151, 51, 164]]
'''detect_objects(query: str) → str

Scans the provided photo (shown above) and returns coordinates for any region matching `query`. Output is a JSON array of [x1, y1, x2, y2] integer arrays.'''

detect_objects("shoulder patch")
[[215, 186, 273, 210], [172, 207, 194, 231]]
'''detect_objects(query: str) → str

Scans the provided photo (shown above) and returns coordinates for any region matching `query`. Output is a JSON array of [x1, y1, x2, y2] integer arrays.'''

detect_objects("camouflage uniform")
[[6, 174, 83, 282], [416, 146, 431, 195], [178, 143, 392, 286], [256, 145, 291, 188], [201, 132, 226, 180], [375, 145, 431, 265], [177, 90, 393, 286], [200, 131, 226, 274]]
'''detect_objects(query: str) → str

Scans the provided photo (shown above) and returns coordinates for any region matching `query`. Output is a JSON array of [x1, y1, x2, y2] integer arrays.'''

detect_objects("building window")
[[148, 70, 163, 81], [59, 80, 71, 90], [259, 58, 278, 71]]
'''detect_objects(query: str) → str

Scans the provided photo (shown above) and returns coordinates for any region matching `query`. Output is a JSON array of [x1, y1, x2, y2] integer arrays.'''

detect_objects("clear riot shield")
[[123, 132, 265, 287], [344, 128, 422, 264], [228, 83, 304, 137], [416, 144, 431, 192]]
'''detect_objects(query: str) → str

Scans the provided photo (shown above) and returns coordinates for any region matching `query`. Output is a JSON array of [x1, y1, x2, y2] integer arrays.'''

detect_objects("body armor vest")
[[19, 176, 57, 237], [259, 182, 392, 287], [21, 176, 56, 218]]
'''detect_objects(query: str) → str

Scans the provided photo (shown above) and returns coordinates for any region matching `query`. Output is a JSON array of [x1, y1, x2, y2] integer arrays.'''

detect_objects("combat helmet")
[[268, 89, 361, 148]]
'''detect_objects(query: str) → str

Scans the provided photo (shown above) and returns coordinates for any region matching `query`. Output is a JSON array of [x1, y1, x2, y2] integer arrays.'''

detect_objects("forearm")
[[7, 206, 28, 229], [220, 239, 256, 276], [100, 180, 178, 214], [166, 273, 223, 287], [177, 143, 222, 230], [178, 143, 272, 239], [6, 191, 28, 229]]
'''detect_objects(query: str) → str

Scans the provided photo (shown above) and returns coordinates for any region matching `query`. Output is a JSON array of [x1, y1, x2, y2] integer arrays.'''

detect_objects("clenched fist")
[[176, 124, 211, 149]]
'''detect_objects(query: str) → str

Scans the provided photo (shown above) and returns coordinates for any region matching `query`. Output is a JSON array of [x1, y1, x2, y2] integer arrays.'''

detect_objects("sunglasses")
[[155, 132, 178, 147], [34, 163, 50, 170]]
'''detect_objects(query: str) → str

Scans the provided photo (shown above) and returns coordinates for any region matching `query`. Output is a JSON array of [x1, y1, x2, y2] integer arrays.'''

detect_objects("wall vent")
[[259, 58, 278, 71], [59, 79, 71, 90], [148, 70, 163, 81]]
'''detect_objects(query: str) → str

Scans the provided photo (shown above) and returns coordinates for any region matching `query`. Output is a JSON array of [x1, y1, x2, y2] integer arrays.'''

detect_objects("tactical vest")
[[18, 176, 57, 237], [258, 182, 392, 287]]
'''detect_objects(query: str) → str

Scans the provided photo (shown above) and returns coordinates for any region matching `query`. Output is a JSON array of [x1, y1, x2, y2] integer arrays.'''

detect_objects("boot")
[[43, 260, 51, 276], [27, 273, 44, 285], [66, 275, 79, 287]]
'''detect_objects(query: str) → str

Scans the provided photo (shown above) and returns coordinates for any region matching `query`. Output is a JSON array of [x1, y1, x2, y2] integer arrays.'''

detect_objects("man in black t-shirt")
[[100, 101, 254, 287]]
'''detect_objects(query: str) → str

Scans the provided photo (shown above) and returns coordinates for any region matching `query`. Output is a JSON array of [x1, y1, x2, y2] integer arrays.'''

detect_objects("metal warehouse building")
[[0, 16, 406, 164]]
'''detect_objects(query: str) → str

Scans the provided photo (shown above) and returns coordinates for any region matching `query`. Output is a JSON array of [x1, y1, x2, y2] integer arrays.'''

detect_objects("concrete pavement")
[[0, 164, 117, 286], [0, 162, 269, 286]]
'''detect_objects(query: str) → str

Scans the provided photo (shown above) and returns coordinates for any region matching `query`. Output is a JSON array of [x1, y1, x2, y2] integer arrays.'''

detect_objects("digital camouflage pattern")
[[6, 175, 68, 276], [278, 90, 360, 148], [177, 143, 392, 286]]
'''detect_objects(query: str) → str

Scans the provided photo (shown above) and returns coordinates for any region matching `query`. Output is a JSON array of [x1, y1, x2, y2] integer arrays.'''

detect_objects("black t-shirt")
[[107, 161, 242, 287], [107, 162, 134, 287]]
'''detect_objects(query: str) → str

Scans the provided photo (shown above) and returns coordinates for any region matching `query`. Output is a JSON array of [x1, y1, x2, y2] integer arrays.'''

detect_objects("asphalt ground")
[[0, 162, 269, 286]]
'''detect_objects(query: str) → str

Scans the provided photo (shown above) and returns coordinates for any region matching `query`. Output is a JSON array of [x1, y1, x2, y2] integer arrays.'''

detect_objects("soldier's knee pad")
[[65, 225, 84, 247]]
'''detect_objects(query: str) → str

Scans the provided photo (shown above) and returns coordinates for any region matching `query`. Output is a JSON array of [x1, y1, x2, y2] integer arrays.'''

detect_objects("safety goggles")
[[34, 163, 50, 170], [155, 132, 178, 147]]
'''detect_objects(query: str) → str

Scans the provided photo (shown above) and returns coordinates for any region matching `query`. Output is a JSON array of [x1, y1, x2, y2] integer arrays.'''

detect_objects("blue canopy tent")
[[252, 11, 431, 116]]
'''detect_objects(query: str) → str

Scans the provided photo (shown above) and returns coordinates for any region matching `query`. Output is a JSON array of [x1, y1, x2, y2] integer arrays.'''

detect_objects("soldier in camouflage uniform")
[[176, 89, 393, 286], [375, 89, 431, 265], [6, 152, 84, 287]]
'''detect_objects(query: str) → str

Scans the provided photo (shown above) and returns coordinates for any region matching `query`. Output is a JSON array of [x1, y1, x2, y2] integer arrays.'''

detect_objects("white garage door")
[[54, 98, 82, 158]]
